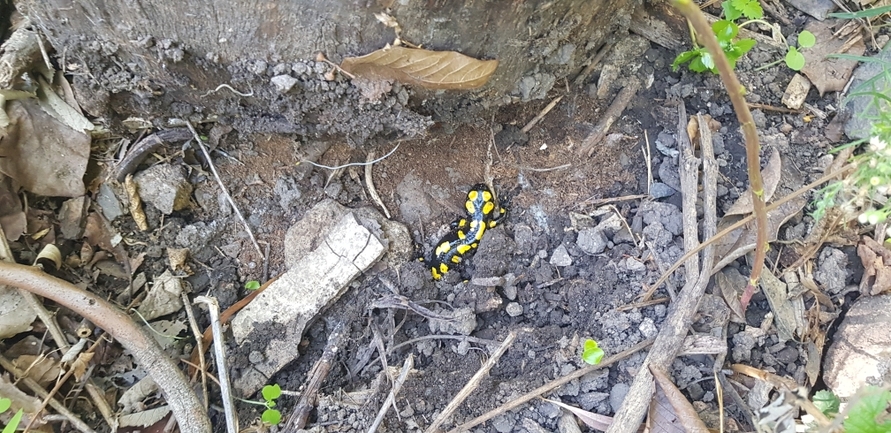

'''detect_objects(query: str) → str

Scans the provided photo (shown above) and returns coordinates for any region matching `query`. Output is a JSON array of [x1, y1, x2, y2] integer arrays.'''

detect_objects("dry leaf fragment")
[[857, 236, 891, 295], [341, 46, 498, 90]]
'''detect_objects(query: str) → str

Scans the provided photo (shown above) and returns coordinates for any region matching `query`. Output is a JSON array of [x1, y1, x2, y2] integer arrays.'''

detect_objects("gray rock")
[[232, 212, 386, 395], [609, 383, 630, 413], [577, 392, 609, 411], [505, 302, 523, 317], [649, 182, 676, 199], [823, 293, 891, 398], [492, 415, 515, 433], [271, 74, 299, 93], [845, 42, 891, 139], [577, 228, 608, 255], [814, 247, 848, 295], [639, 201, 683, 236], [550, 244, 573, 266], [59, 196, 88, 239], [134, 164, 192, 214], [429, 307, 476, 335], [96, 183, 124, 222]]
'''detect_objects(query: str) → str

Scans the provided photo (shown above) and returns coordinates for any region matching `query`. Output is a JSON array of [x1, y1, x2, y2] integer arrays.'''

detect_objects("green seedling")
[[812, 390, 840, 416], [239, 384, 282, 425], [721, 0, 762, 21], [672, 20, 756, 73], [245, 280, 261, 290], [260, 384, 282, 425], [581, 339, 604, 365], [1, 397, 24, 433], [844, 386, 891, 432], [783, 30, 816, 71]]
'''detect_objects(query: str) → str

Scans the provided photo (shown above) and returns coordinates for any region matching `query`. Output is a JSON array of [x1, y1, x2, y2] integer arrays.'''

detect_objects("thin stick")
[[182, 292, 209, 409], [521, 95, 564, 133], [200, 83, 254, 98], [673, 0, 767, 311], [0, 355, 97, 433], [283, 320, 348, 431], [364, 151, 392, 219], [302, 143, 401, 170], [643, 130, 653, 195], [194, 296, 237, 433], [447, 338, 654, 433], [579, 81, 640, 157], [367, 355, 414, 433], [425, 331, 517, 433], [184, 121, 264, 259]]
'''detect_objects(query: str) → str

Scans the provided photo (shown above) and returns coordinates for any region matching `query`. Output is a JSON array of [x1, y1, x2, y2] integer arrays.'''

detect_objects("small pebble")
[[505, 302, 524, 317]]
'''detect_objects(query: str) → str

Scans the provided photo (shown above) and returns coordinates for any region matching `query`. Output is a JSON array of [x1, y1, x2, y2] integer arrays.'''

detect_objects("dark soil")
[[5, 6, 888, 433]]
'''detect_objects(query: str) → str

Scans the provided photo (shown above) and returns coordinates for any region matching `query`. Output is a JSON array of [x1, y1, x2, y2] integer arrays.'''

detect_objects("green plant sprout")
[[674, 0, 815, 73], [238, 384, 282, 425], [245, 280, 261, 290], [0, 397, 24, 433], [812, 390, 840, 416], [844, 386, 891, 432], [581, 339, 604, 365], [672, 20, 756, 73]]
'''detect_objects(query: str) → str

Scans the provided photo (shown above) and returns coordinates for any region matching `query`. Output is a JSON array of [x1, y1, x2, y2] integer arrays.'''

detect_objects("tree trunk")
[[21, 0, 640, 139]]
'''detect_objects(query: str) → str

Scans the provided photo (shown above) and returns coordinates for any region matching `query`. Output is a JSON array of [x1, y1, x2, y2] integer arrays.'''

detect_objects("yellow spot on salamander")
[[468, 190, 479, 201], [465, 200, 476, 214], [482, 191, 492, 202], [475, 223, 486, 240], [482, 201, 495, 215], [431, 267, 442, 280], [435, 242, 451, 255], [457, 244, 472, 254], [451, 255, 462, 264], [439, 263, 449, 273], [458, 230, 466, 240]]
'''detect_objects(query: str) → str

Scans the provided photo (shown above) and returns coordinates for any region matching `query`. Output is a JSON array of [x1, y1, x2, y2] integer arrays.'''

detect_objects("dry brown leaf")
[[649, 366, 710, 433], [725, 147, 782, 216], [341, 46, 498, 90], [0, 98, 89, 197], [857, 236, 891, 295], [70, 352, 94, 381], [801, 20, 866, 95], [0, 173, 25, 241], [544, 398, 614, 431], [714, 195, 807, 271], [12, 355, 61, 388]]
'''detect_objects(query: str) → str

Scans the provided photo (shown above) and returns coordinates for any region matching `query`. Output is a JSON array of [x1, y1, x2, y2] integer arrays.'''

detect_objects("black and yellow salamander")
[[428, 184, 505, 280]]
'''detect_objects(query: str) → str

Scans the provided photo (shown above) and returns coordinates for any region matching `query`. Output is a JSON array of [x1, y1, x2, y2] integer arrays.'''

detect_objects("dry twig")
[[367, 355, 414, 433], [194, 296, 237, 433], [426, 331, 517, 432], [283, 320, 348, 431], [0, 262, 211, 433]]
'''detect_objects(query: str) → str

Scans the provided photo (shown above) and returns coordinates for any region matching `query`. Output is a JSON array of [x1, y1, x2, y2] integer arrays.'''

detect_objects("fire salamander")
[[428, 184, 505, 280]]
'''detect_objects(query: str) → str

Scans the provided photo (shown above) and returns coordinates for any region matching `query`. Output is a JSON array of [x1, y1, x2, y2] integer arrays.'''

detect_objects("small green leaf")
[[785, 47, 805, 71], [689, 56, 710, 73], [0, 398, 10, 413], [245, 280, 261, 290], [2, 409, 24, 433], [262, 409, 282, 425], [722, 0, 743, 20], [262, 384, 282, 402], [813, 390, 840, 415], [712, 20, 739, 41], [672, 50, 700, 71], [844, 387, 891, 433], [582, 339, 604, 365], [735, 38, 756, 54], [798, 30, 816, 48], [700, 52, 716, 72], [740, 1, 763, 19]]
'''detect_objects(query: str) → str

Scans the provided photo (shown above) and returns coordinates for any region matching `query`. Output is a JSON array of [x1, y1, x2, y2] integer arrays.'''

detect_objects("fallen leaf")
[[70, 352, 94, 381], [801, 20, 866, 95], [0, 98, 90, 197], [12, 355, 61, 388], [0, 174, 25, 241], [857, 236, 891, 295], [544, 398, 614, 430], [341, 46, 498, 90], [37, 76, 94, 133], [725, 147, 782, 216], [760, 269, 806, 341], [136, 270, 184, 321], [713, 195, 808, 271], [650, 366, 710, 433]]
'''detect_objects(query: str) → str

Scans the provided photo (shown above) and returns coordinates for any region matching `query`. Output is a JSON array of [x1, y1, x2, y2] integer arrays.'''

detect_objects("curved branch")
[[0, 262, 211, 433]]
